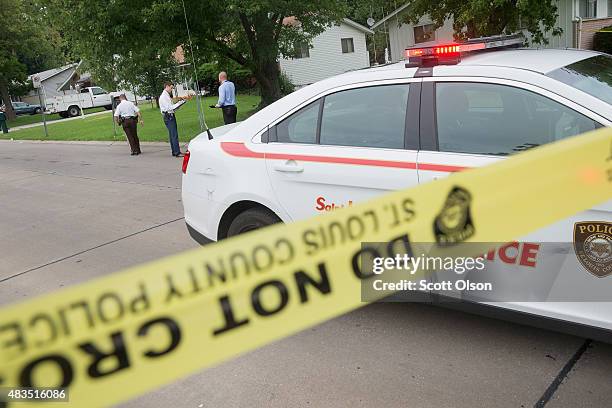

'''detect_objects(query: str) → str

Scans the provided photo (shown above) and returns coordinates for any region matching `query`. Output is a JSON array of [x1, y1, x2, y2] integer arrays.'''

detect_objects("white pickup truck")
[[46, 86, 113, 118]]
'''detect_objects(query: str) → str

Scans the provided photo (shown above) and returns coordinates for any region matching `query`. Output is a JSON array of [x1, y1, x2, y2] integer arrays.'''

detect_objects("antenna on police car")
[[181, 0, 213, 140]]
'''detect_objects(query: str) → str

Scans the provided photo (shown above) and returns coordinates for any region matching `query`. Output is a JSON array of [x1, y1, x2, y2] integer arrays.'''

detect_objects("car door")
[[90, 87, 110, 107], [264, 80, 421, 221], [417, 78, 612, 318], [13, 102, 26, 115]]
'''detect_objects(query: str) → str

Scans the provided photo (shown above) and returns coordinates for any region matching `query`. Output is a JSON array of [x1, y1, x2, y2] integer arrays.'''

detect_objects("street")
[[0, 140, 610, 408]]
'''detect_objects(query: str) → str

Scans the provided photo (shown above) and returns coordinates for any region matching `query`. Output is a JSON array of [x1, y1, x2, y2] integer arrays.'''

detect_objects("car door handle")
[[273, 162, 304, 173]]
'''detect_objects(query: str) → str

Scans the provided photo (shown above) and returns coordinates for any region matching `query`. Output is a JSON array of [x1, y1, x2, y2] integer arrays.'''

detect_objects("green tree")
[[50, 0, 348, 108], [114, 50, 180, 107], [46, 0, 180, 107], [0, 0, 66, 119], [406, 0, 562, 44]]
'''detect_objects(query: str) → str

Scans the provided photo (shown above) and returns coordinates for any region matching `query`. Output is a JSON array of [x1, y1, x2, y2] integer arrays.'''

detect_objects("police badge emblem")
[[434, 186, 475, 246], [573, 221, 612, 278]]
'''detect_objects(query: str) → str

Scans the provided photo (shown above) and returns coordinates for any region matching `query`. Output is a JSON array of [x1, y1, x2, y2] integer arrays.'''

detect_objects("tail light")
[[182, 150, 190, 174]]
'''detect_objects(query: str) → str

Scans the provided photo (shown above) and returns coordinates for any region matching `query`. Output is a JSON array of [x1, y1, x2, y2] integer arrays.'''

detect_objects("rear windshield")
[[547, 55, 612, 105]]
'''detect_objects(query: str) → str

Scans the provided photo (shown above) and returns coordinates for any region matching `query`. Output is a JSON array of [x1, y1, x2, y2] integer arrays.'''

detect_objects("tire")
[[59, 112, 69, 118], [67, 105, 81, 117], [34, 108, 42, 114], [104, 105, 112, 110], [227, 208, 281, 238]]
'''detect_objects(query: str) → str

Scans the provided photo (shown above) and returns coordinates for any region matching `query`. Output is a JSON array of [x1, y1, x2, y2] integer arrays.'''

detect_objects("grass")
[[2, 94, 261, 142], [6, 107, 107, 127]]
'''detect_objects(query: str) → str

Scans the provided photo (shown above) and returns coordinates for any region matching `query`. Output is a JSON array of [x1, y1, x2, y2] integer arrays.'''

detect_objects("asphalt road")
[[0, 140, 610, 408]]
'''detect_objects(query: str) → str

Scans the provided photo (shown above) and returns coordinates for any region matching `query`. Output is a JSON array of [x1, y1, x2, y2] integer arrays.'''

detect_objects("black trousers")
[[122, 118, 141, 154], [221, 105, 237, 124]]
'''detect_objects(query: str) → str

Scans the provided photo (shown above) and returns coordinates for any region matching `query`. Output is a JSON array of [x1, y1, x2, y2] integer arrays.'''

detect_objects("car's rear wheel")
[[67, 105, 81, 117], [227, 208, 281, 238]]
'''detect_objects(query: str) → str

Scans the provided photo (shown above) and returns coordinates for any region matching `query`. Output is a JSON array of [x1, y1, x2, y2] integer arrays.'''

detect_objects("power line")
[[181, 0, 210, 136]]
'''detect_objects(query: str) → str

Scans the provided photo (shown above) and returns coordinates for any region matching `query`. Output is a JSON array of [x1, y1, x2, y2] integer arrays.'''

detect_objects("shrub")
[[279, 72, 296, 96], [593, 26, 612, 54], [196, 61, 257, 95]]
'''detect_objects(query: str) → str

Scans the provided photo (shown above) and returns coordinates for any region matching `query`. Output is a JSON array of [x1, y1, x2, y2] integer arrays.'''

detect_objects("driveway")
[[0, 140, 609, 408]]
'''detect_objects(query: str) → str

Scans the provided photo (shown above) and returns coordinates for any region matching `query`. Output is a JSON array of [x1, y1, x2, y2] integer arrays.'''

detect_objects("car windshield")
[[547, 55, 612, 105]]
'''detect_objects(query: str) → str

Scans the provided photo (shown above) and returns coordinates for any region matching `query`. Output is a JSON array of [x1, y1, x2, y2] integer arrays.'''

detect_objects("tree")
[[0, 0, 66, 119], [46, 0, 180, 107], [50, 0, 348, 108], [406, 0, 562, 45], [113, 50, 180, 107]]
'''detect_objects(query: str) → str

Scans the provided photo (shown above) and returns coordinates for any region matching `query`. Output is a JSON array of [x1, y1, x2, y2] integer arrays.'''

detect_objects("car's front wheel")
[[227, 208, 281, 238]]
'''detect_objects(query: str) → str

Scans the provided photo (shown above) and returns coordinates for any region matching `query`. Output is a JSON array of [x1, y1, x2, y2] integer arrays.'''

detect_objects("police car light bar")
[[405, 33, 523, 67]]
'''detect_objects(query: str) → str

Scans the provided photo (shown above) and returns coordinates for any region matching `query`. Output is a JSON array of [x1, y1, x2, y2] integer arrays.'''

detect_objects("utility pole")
[[33, 75, 48, 138]]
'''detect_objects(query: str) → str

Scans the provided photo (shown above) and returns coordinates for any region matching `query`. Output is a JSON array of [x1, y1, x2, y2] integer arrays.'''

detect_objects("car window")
[[547, 55, 612, 105], [319, 85, 409, 149], [13, 102, 25, 107], [435, 82, 600, 156], [276, 100, 320, 144], [91, 87, 106, 95]]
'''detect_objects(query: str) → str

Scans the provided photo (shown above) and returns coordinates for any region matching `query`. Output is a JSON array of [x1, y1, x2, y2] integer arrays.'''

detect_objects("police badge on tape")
[[434, 186, 475, 246], [573, 221, 612, 278]]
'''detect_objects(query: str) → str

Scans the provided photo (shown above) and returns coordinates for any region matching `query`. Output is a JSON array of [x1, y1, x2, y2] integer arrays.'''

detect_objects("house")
[[21, 62, 83, 105], [279, 18, 373, 87], [373, 1, 612, 64], [573, 0, 612, 48], [371, 4, 454, 64]]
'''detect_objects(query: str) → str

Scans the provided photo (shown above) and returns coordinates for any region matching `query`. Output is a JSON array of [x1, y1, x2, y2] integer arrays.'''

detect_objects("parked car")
[[182, 36, 612, 340], [12, 101, 43, 115]]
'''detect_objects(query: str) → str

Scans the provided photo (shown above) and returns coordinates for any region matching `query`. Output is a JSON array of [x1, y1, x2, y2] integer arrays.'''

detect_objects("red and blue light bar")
[[404, 34, 523, 67]]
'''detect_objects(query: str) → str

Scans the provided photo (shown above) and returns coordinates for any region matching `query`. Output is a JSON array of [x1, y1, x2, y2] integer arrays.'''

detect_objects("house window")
[[414, 24, 436, 43], [609, 0, 612, 16], [294, 42, 310, 59], [579, 0, 598, 18], [341, 38, 354, 53]]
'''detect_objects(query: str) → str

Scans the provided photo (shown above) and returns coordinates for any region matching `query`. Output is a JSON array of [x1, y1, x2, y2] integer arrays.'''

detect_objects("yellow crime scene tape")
[[0, 128, 610, 407]]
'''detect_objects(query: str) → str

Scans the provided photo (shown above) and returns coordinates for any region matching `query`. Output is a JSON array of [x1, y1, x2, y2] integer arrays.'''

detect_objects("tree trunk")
[[0, 80, 16, 120], [235, 12, 284, 109], [253, 59, 282, 109]]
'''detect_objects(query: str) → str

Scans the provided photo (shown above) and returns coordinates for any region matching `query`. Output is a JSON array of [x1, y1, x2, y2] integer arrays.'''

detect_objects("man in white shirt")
[[113, 94, 143, 155], [214, 71, 237, 124], [159, 82, 190, 157]]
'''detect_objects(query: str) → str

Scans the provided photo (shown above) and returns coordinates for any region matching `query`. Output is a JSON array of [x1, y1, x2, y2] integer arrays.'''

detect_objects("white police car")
[[182, 35, 612, 339]]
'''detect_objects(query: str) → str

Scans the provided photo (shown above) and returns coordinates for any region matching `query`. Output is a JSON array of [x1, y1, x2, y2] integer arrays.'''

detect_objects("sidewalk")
[[0, 139, 178, 147], [8, 110, 112, 132]]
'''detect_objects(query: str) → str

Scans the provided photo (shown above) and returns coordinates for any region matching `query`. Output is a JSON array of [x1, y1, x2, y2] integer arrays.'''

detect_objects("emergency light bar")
[[405, 33, 524, 67]]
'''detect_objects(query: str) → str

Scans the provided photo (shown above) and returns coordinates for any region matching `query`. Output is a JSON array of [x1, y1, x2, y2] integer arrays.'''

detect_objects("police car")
[[182, 35, 612, 339]]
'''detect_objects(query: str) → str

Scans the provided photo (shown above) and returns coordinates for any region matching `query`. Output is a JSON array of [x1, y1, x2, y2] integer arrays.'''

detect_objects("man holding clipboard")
[[159, 82, 191, 157]]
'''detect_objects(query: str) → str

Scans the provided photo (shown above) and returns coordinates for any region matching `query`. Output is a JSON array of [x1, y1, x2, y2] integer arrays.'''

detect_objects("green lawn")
[[6, 107, 107, 127], [2, 94, 260, 142]]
